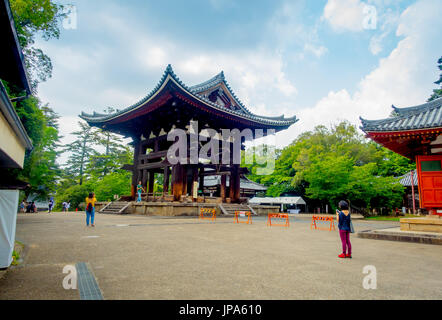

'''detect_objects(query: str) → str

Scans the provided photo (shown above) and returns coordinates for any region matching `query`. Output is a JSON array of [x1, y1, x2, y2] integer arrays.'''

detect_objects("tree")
[[245, 121, 412, 213], [86, 108, 132, 178], [63, 121, 97, 185], [6, 97, 62, 200], [10, 0, 67, 90], [428, 56, 442, 102]]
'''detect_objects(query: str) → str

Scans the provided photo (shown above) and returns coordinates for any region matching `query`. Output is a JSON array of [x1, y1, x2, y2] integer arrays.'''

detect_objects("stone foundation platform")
[[357, 227, 442, 245], [95, 201, 279, 217], [400, 216, 442, 233]]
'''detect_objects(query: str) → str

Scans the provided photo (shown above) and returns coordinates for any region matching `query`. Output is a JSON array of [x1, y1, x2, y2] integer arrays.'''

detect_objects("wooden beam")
[[138, 159, 171, 170]]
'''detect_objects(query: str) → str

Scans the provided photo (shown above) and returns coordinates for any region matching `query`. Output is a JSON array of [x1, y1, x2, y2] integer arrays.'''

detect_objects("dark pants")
[[339, 230, 351, 255]]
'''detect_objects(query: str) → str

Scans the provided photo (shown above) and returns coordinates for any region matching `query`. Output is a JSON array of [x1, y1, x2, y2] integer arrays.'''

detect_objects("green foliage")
[[245, 121, 413, 212], [10, 0, 67, 89], [63, 121, 97, 185], [55, 171, 132, 209], [93, 171, 132, 201], [54, 183, 90, 210], [56, 118, 133, 208], [6, 97, 61, 200]]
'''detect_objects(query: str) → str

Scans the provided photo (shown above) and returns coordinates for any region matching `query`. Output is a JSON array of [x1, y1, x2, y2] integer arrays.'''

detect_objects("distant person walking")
[[48, 197, 54, 213], [336, 200, 352, 259], [31, 201, 37, 213], [85, 192, 97, 227], [66, 200, 71, 212], [136, 181, 145, 202], [19, 200, 26, 213]]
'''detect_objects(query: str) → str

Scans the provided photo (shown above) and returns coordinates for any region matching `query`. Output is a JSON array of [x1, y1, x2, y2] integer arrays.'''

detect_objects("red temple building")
[[80, 65, 297, 205], [360, 97, 442, 215]]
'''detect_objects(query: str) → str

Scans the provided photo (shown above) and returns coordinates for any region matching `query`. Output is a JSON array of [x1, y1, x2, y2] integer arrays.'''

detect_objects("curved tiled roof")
[[360, 97, 442, 132], [80, 64, 298, 127], [398, 171, 418, 187]]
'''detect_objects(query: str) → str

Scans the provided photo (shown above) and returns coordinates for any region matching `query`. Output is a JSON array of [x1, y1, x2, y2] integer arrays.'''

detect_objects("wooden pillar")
[[229, 165, 240, 203], [131, 138, 141, 199], [172, 163, 184, 201], [163, 166, 170, 194], [220, 174, 227, 203], [148, 171, 155, 195], [183, 165, 188, 196], [141, 168, 147, 191], [191, 166, 199, 202], [199, 166, 205, 193]]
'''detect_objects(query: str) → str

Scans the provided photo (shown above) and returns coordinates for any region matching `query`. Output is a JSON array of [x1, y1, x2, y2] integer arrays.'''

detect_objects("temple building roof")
[[360, 97, 442, 159], [360, 97, 442, 133], [80, 65, 298, 134]]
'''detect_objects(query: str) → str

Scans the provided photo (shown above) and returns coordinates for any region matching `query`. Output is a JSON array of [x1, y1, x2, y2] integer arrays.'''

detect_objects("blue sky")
[[34, 0, 442, 163]]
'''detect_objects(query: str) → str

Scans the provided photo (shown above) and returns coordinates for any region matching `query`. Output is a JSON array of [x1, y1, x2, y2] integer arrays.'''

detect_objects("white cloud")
[[268, 1, 327, 59], [304, 43, 329, 58], [277, 0, 442, 147], [322, 0, 367, 32]]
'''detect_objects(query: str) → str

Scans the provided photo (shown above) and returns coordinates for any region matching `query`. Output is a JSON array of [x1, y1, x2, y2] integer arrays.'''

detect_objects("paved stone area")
[[0, 212, 441, 300]]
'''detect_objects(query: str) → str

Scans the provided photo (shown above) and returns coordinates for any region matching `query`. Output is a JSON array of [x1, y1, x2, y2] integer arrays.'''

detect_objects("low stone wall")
[[400, 216, 442, 233], [250, 205, 280, 216], [130, 202, 218, 216], [79, 202, 109, 212], [122, 202, 278, 217]]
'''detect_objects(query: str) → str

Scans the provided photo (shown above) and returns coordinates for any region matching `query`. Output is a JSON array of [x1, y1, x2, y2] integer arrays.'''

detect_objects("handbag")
[[350, 218, 355, 233]]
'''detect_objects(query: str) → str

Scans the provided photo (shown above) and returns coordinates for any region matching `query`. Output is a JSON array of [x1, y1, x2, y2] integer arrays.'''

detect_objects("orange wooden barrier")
[[267, 213, 290, 227], [199, 207, 216, 221], [234, 211, 252, 224], [310, 215, 335, 231]]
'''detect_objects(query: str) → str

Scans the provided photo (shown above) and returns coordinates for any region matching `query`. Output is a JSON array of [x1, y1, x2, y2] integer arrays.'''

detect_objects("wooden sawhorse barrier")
[[199, 207, 216, 221], [310, 215, 335, 231], [234, 211, 252, 224], [267, 213, 290, 227]]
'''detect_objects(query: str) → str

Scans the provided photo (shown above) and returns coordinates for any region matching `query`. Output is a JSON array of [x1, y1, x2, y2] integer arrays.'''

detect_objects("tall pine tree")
[[428, 56, 442, 101], [63, 121, 96, 185]]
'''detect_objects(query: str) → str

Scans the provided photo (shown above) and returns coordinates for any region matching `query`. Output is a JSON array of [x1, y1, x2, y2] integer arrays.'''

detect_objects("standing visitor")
[[62, 201, 67, 212], [31, 201, 37, 213], [85, 192, 97, 227], [336, 200, 353, 259], [48, 197, 54, 213], [136, 181, 145, 202], [66, 200, 71, 212], [19, 200, 26, 213]]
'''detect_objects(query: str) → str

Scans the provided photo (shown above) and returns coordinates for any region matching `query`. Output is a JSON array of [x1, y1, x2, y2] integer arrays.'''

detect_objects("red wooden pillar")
[[410, 170, 416, 214]]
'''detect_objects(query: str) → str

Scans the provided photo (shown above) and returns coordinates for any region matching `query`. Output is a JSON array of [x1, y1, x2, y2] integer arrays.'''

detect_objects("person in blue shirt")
[[336, 200, 352, 259], [136, 181, 145, 202]]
